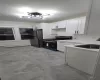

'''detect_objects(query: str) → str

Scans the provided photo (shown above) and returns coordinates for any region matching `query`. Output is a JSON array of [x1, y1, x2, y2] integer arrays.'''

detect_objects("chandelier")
[[21, 12, 50, 19]]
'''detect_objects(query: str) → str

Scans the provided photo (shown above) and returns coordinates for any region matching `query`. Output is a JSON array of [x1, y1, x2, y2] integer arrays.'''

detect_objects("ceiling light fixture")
[[17, 7, 57, 19], [20, 12, 50, 19], [39, 10, 57, 15]]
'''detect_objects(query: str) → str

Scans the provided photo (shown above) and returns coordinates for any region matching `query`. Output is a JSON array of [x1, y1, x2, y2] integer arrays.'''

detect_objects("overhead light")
[[16, 8, 57, 19], [19, 12, 50, 19]]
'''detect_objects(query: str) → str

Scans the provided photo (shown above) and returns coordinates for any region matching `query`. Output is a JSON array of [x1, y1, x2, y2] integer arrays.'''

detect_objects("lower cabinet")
[[57, 41, 66, 52]]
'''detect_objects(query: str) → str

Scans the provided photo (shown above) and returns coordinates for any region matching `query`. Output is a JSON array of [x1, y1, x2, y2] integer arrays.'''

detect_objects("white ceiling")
[[0, 0, 91, 23]]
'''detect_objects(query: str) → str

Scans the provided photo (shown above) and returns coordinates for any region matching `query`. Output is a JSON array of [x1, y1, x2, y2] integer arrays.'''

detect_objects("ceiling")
[[0, 0, 91, 23]]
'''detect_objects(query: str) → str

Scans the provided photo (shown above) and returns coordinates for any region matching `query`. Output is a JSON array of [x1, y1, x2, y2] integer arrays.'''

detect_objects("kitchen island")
[[64, 44, 100, 76]]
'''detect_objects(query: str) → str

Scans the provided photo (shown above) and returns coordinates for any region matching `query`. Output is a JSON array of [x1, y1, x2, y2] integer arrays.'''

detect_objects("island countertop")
[[58, 39, 100, 45], [64, 44, 100, 52]]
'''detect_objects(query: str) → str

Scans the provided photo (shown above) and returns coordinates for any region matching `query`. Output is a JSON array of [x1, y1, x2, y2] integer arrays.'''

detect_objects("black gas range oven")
[[43, 36, 72, 51]]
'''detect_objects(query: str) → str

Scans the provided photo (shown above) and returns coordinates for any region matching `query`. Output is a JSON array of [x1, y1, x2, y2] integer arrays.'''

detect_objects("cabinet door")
[[66, 18, 79, 35], [51, 22, 57, 29], [77, 17, 86, 34], [58, 20, 67, 28], [57, 41, 66, 52]]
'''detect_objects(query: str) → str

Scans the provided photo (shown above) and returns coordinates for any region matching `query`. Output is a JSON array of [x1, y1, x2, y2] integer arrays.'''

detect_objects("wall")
[[86, 0, 100, 36], [0, 21, 38, 47], [54, 20, 68, 36], [40, 23, 55, 39]]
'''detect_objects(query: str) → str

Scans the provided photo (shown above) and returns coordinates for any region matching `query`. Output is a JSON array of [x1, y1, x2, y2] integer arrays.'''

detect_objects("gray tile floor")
[[0, 46, 89, 80]]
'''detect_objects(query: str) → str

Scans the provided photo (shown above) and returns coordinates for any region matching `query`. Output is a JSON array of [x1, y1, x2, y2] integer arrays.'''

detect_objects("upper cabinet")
[[78, 17, 86, 34], [51, 20, 67, 29], [66, 18, 79, 35], [51, 22, 58, 29], [66, 17, 86, 35], [57, 20, 67, 28], [50, 23, 57, 35], [49, 16, 86, 36]]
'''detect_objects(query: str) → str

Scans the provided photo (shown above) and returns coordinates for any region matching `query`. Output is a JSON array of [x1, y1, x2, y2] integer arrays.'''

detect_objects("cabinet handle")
[[75, 30, 79, 34]]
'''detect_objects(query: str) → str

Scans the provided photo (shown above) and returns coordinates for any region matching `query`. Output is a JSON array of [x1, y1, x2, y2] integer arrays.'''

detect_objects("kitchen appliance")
[[30, 29, 43, 47], [43, 36, 72, 51]]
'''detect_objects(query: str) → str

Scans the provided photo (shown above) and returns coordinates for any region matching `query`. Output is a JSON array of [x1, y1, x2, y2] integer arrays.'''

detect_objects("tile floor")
[[0, 46, 90, 80]]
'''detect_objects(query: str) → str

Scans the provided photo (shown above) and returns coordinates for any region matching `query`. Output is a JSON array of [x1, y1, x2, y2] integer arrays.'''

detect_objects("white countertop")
[[59, 39, 100, 52], [64, 44, 100, 52], [58, 39, 100, 45]]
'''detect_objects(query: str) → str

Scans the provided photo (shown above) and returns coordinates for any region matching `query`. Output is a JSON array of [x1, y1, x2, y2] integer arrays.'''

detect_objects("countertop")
[[58, 39, 100, 52], [64, 44, 100, 52], [58, 39, 100, 45]]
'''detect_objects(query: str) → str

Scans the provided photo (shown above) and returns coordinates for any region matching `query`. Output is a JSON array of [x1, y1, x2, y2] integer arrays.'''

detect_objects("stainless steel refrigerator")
[[30, 29, 43, 47]]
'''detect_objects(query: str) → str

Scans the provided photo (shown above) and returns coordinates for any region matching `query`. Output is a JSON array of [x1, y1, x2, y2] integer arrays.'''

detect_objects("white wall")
[[0, 21, 38, 47], [86, 0, 100, 36], [40, 23, 55, 39]]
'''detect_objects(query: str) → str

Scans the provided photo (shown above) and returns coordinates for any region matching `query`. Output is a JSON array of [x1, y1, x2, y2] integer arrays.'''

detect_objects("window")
[[0, 28, 14, 40], [19, 28, 33, 40]]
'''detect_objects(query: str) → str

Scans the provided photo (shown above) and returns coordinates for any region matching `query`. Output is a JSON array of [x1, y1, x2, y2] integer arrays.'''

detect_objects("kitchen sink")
[[75, 44, 100, 49]]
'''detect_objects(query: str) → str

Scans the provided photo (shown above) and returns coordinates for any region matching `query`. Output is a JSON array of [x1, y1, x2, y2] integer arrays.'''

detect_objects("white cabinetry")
[[66, 17, 86, 36], [66, 18, 79, 35], [50, 16, 86, 36], [57, 40, 84, 52], [50, 21, 67, 35], [51, 22, 58, 29], [51, 21, 67, 29], [78, 17, 86, 34], [57, 20, 67, 28], [50, 23, 57, 35], [66, 46, 99, 75], [57, 40, 67, 52]]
